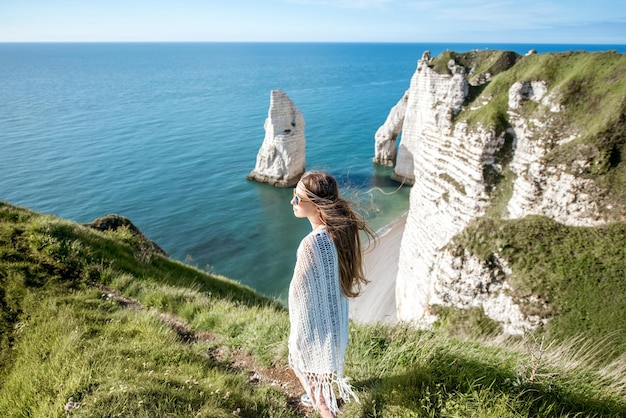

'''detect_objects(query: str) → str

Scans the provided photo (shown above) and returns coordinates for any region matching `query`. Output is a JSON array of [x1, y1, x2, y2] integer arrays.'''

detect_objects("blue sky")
[[1, 0, 624, 44]]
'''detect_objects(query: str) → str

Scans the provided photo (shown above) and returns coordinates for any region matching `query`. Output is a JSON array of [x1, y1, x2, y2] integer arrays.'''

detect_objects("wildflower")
[[64, 397, 81, 413], [64, 398, 74, 412]]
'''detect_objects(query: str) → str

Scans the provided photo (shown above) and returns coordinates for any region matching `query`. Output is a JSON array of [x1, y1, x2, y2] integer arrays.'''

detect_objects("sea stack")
[[247, 89, 306, 187]]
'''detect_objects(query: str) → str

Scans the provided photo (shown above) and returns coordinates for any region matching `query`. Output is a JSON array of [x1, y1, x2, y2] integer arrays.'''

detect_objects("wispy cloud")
[[403, 0, 608, 31], [286, 0, 394, 9]]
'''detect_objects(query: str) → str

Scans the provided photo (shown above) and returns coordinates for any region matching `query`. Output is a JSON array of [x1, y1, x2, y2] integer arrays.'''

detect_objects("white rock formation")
[[373, 89, 408, 167], [431, 249, 547, 334], [376, 52, 469, 185], [504, 81, 608, 226], [247, 89, 306, 187], [385, 50, 619, 334], [393, 52, 503, 328]]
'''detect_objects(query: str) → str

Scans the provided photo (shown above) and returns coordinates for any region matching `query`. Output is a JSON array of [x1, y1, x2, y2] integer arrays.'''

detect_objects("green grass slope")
[[1, 201, 625, 417], [0, 202, 292, 417], [452, 216, 626, 351]]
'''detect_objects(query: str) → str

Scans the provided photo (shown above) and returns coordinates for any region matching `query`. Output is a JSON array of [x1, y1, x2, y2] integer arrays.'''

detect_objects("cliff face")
[[504, 79, 615, 227], [377, 50, 626, 334], [248, 89, 306, 187]]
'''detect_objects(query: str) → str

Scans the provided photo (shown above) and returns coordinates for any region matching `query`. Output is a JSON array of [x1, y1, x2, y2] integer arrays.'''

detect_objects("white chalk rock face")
[[504, 82, 606, 226], [389, 52, 496, 326], [391, 50, 622, 333], [247, 89, 306, 187], [373, 89, 408, 167], [374, 51, 469, 185]]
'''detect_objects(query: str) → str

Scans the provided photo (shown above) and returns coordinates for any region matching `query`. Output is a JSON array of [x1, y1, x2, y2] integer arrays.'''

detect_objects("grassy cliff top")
[[1, 201, 625, 417]]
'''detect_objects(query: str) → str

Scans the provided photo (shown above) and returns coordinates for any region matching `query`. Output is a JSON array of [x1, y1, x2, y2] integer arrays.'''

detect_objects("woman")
[[288, 171, 376, 417]]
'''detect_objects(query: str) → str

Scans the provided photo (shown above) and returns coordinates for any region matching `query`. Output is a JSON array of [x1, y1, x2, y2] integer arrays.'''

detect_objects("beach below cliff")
[[349, 213, 407, 325]]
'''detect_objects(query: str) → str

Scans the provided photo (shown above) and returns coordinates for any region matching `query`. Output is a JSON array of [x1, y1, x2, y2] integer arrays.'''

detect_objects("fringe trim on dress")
[[300, 371, 359, 415]]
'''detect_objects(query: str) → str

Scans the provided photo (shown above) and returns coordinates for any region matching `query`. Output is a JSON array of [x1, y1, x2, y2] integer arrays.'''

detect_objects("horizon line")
[[1, 40, 626, 46]]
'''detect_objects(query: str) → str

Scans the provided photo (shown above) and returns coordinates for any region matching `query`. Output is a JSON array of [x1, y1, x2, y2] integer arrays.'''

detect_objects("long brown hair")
[[298, 171, 377, 297]]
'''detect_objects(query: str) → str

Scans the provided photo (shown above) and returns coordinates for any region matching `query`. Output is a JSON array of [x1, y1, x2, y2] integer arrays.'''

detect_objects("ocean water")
[[1, 42, 624, 303]]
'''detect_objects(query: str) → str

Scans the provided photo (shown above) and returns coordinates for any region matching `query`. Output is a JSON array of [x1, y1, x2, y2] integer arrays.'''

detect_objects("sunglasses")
[[293, 188, 310, 206]]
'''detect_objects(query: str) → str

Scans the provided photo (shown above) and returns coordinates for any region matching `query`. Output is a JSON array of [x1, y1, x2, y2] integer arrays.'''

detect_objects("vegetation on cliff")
[[420, 50, 626, 350], [452, 216, 626, 351], [1, 201, 625, 417], [434, 50, 626, 211]]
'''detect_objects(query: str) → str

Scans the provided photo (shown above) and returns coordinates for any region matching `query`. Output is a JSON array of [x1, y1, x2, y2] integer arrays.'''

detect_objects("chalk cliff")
[[378, 50, 626, 334], [248, 89, 306, 187]]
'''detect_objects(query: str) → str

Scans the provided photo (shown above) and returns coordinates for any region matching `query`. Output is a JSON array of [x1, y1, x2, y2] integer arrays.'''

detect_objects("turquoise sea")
[[1, 42, 624, 303]]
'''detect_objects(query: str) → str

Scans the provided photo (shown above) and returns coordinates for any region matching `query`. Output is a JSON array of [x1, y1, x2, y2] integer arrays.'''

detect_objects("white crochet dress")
[[288, 226, 359, 414]]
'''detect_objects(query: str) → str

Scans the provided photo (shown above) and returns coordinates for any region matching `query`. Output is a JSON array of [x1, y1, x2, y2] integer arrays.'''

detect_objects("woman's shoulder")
[[306, 226, 330, 241], [300, 227, 334, 252]]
